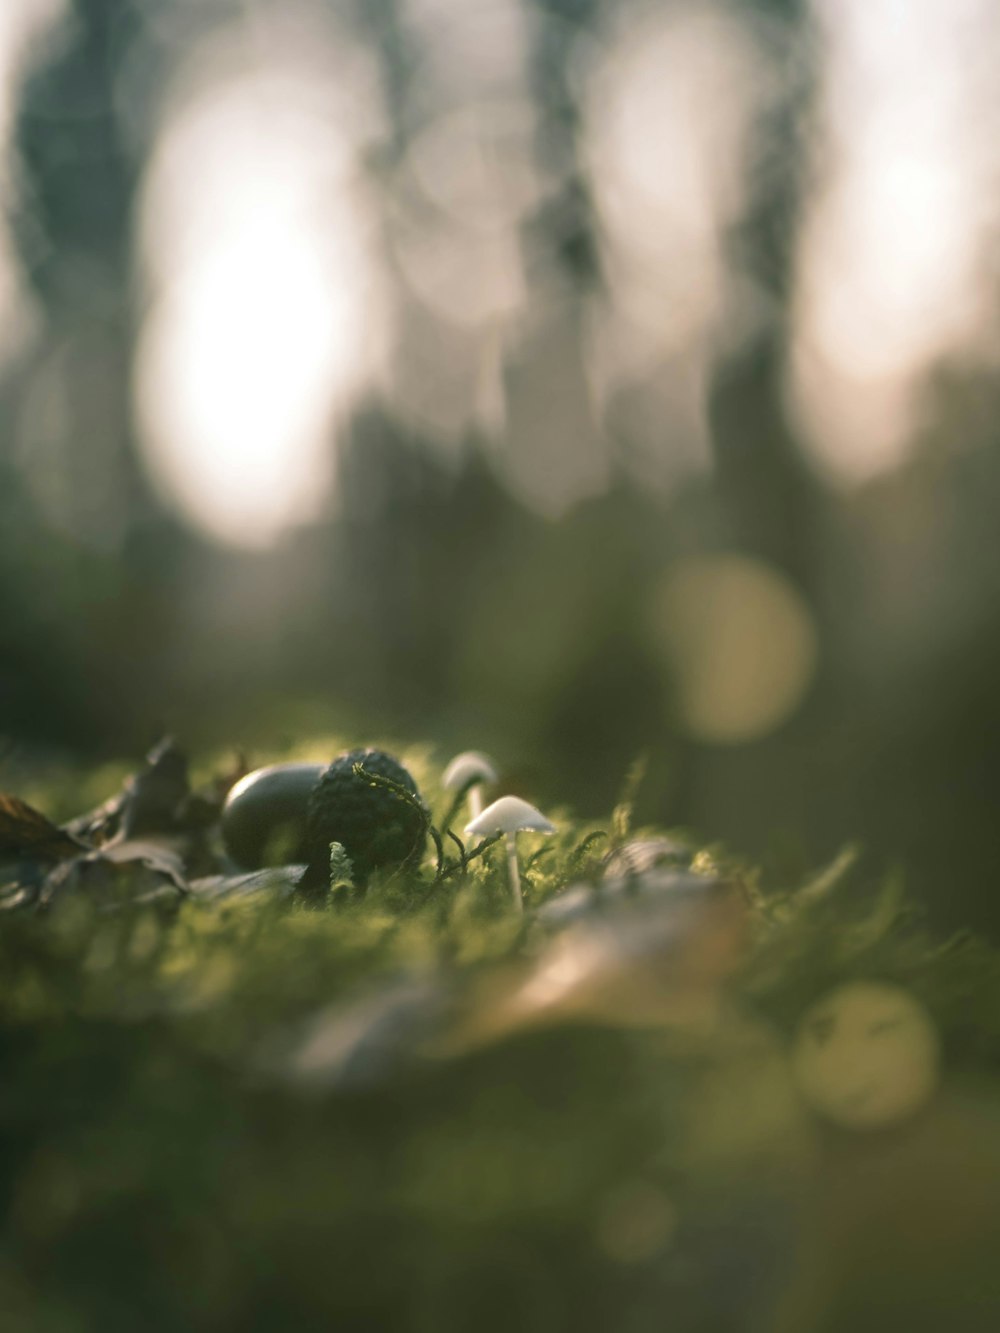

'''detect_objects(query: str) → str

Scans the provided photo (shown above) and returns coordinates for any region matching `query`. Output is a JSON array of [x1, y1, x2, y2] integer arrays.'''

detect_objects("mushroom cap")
[[465, 795, 555, 838], [443, 750, 499, 790]]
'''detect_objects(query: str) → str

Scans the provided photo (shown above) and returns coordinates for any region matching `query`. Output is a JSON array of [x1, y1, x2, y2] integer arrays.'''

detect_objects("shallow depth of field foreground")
[[3, 738, 1000, 1332]]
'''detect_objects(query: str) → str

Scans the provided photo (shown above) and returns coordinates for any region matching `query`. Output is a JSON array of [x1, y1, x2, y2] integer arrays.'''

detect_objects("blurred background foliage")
[[1, 0, 1000, 929]]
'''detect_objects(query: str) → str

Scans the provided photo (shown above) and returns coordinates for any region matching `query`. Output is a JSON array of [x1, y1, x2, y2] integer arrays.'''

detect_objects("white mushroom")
[[443, 750, 498, 821], [465, 795, 554, 915]]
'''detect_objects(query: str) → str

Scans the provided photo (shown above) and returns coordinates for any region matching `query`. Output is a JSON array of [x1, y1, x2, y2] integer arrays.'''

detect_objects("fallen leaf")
[[0, 793, 88, 860]]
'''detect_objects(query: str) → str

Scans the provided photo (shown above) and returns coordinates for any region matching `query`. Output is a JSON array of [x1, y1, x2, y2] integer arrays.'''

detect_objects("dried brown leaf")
[[0, 793, 88, 860]]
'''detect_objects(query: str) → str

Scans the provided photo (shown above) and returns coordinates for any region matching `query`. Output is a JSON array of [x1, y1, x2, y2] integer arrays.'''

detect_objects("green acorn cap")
[[300, 749, 426, 891]]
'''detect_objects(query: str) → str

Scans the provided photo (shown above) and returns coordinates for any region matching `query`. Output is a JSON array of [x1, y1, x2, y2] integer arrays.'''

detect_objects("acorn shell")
[[221, 763, 324, 869], [301, 749, 426, 889]]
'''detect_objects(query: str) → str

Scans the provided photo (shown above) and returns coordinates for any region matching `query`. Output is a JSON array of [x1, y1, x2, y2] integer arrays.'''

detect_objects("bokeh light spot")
[[791, 981, 940, 1130], [134, 29, 386, 549], [789, 0, 1000, 485], [648, 555, 818, 744]]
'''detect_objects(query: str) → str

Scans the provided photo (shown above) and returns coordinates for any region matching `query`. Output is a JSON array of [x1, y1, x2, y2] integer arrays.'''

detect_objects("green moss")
[[3, 746, 1000, 1331]]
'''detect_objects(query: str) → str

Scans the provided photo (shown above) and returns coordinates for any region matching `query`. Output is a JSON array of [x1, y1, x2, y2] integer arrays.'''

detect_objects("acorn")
[[221, 763, 324, 870], [299, 749, 427, 892]]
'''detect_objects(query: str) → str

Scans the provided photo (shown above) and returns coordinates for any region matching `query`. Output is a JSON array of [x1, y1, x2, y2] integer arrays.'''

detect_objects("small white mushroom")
[[465, 795, 554, 915], [443, 751, 498, 821]]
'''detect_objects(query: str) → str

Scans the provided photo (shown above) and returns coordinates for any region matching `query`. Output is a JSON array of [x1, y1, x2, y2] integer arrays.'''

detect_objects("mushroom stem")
[[465, 796, 553, 916], [468, 783, 485, 821], [444, 752, 499, 825], [505, 831, 524, 914]]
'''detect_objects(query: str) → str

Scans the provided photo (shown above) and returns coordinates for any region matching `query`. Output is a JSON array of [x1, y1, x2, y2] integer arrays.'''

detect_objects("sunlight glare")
[[790, 0, 1000, 485], [135, 35, 386, 548]]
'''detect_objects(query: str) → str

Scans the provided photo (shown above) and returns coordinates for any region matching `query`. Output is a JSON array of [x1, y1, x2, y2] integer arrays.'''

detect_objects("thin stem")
[[468, 784, 484, 821], [436, 833, 501, 883], [505, 831, 523, 914]]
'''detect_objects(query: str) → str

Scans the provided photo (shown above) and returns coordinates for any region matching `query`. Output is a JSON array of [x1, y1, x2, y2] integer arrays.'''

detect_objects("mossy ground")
[[3, 739, 1000, 1332]]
